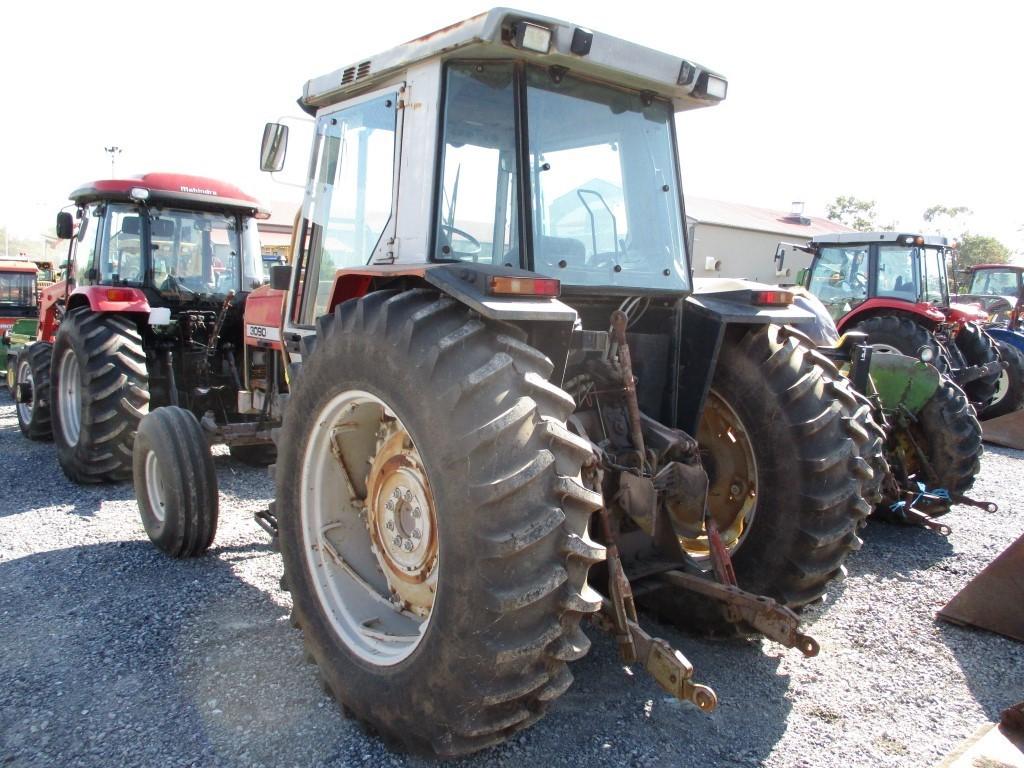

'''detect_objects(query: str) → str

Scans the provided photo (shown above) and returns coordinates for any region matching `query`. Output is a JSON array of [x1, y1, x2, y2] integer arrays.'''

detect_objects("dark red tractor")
[[16, 174, 283, 496], [795, 232, 1004, 410]]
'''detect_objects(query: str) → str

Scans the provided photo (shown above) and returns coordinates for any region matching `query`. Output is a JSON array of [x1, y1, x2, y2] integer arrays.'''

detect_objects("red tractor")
[[794, 232, 1005, 410], [16, 174, 283, 500]]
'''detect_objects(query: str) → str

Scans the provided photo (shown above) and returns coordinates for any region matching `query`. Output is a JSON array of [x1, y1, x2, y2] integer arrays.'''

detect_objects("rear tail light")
[[105, 289, 136, 302], [751, 289, 794, 306], [488, 276, 560, 297]]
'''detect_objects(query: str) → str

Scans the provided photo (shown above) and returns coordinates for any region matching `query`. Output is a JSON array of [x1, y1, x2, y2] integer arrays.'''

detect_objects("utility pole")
[[105, 145, 122, 178]]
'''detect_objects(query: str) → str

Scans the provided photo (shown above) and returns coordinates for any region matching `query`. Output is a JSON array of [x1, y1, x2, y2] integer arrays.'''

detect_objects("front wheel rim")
[[57, 349, 83, 446], [15, 359, 32, 425], [300, 389, 437, 666], [144, 449, 168, 523]]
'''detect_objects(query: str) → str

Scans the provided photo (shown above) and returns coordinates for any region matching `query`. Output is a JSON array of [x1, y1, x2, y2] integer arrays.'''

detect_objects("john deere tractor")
[[142, 10, 883, 755], [15, 175, 282, 512]]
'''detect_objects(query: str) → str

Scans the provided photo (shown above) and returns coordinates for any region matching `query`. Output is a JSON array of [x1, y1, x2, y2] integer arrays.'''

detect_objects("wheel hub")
[[367, 427, 438, 617], [690, 390, 758, 558]]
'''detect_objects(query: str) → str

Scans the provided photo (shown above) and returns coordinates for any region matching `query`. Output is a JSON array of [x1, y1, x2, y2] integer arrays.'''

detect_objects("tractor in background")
[[137, 10, 888, 755], [956, 263, 1024, 419], [0, 259, 41, 387], [14, 174, 285, 552], [789, 232, 1015, 418]]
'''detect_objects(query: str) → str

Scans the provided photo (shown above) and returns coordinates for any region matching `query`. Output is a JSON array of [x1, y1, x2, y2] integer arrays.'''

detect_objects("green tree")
[[826, 195, 880, 231], [956, 232, 1012, 269], [923, 204, 972, 223]]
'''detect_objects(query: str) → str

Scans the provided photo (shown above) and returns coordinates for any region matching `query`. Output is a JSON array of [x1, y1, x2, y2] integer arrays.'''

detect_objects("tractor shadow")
[[851, 516, 956, 575], [0, 538, 796, 768]]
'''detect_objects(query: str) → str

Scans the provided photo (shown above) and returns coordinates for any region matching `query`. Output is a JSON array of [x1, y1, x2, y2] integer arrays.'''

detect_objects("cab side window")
[[808, 246, 868, 320]]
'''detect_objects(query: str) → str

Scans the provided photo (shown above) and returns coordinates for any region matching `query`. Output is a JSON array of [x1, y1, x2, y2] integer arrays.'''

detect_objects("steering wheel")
[[160, 274, 196, 295], [438, 224, 481, 259]]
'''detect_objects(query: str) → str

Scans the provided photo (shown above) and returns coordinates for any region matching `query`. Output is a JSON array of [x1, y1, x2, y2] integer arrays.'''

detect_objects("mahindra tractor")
[[14, 175, 283, 512], [140, 11, 882, 755], [0, 259, 39, 386], [790, 232, 1012, 417]]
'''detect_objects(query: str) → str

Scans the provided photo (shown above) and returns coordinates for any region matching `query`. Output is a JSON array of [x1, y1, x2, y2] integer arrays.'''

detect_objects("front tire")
[[51, 309, 149, 483], [16, 343, 53, 441], [276, 289, 604, 757], [980, 340, 1024, 419], [133, 406, 219, 557]]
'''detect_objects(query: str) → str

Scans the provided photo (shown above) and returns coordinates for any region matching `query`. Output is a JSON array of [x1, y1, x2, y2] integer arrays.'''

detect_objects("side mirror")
[[260, 123, 289, 172], [270, 263, 292, 291], [56, 211, 74, 239], [774, 244, 786, 270]]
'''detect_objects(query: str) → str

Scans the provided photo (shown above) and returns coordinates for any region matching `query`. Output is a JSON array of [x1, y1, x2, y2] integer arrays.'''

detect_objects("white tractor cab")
[[237, 10, 880, 756]]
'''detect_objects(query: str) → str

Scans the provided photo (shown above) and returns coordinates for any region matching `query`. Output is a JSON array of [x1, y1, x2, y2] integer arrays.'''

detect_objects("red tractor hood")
[[946, 301, 989, 324]]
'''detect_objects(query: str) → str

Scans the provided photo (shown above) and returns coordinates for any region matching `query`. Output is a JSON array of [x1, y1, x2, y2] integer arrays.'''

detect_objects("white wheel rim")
[[15, 359, 32, 425], [57, 349, 83, 446], [990, 369, 1009, 406], [144, 449, 168, 523], [301, 389, 437, 665]]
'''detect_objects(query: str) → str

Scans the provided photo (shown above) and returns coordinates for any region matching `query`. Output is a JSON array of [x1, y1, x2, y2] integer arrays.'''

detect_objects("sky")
[[2, 0, 1022, 258]]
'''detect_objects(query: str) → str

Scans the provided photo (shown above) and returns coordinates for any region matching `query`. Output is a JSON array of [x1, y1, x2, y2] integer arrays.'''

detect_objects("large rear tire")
[[275, 289, 604, 757], [16, 343, 53, 441], [848, 314, 939, 359], [133, 406, 219, 557], [980, 340, 1024, 419], [905, 378, 982, 506], [954, 322, 1001, 407], [51, 309, 150, 483], [651, 325, 877, 632]]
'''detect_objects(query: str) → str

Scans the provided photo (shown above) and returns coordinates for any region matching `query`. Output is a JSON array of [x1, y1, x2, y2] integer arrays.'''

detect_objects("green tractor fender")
[[868, 352, 941, 416]]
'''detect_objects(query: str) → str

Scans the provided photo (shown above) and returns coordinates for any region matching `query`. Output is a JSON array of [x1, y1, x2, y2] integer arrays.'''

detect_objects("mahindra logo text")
[[180, 186, 218, 196]]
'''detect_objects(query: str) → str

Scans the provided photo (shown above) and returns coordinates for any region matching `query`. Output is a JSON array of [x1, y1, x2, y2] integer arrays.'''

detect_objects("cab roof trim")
[[302, 7, 726, 113], [810, 231, 951, 247], [69, 173, 270, 217]]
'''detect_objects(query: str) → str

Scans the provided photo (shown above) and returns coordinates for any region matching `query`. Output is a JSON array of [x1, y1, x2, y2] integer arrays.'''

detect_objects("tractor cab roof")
[[301, 7, 727, 113], [69, 173, 270, 218], [967, 263, 1024, 273], [0, 260, 39, 274], [810, 232, 950, 248]]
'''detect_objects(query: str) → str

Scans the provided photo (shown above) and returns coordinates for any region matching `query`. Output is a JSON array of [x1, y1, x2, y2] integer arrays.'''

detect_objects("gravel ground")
[[1, 392, 1021, 768]]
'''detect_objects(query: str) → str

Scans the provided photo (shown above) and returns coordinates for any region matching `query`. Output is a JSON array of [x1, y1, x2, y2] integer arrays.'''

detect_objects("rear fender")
[[984, 327, 1024, 355], [835, 299, 945, 333], [868, 353, 941, 415]]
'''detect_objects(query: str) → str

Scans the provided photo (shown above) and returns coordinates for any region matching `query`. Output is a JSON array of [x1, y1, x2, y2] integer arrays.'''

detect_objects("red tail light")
[[751, 289, 794, 306], [105, 289, 136, 302]]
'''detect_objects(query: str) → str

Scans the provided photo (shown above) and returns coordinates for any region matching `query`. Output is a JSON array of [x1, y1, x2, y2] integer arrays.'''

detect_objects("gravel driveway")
[[1, 394, 1021, 768]]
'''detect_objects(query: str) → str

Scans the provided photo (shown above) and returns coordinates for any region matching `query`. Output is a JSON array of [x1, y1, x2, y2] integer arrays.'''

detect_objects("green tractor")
[[791, 289, 989, 533]]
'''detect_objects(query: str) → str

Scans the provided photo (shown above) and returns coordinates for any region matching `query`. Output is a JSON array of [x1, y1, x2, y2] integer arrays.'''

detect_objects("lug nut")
[[730, 483, 742, 496], [403, 540, 414, 552], [385, 520, 394, 531], [412, 507, 421, 518], [393, 535, 402, 546], [412, 529, 421, 539]]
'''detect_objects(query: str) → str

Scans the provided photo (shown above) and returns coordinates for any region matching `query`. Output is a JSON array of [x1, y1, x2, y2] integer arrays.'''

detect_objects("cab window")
[[807, 246, 868, 320], [876, 247, 918, 299], [303, 93, 398, 324]]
